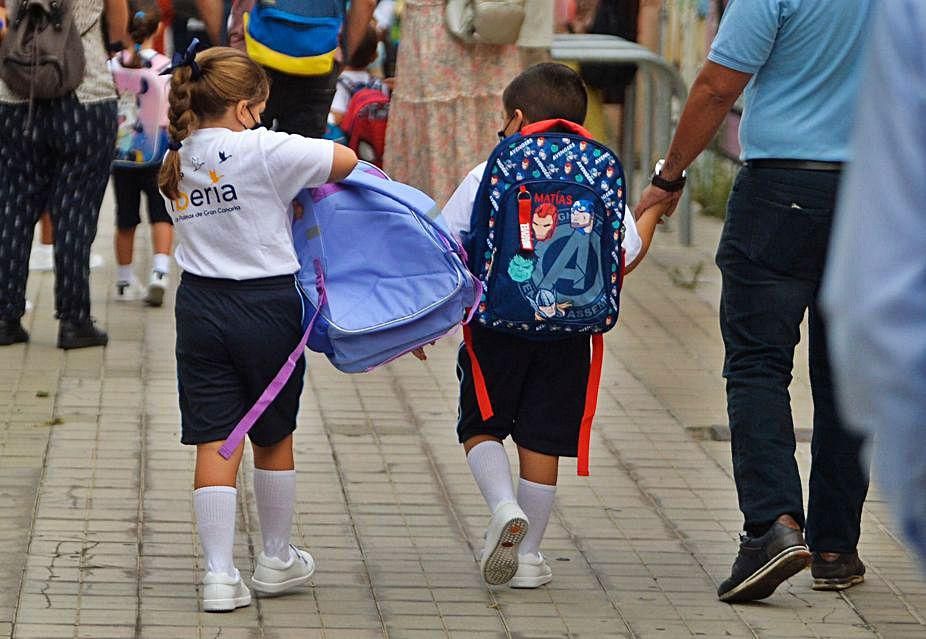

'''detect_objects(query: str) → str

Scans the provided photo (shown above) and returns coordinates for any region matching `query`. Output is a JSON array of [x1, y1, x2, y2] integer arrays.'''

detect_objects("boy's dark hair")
[[345, 25, 379, 69], [503, 63, 588, 125]]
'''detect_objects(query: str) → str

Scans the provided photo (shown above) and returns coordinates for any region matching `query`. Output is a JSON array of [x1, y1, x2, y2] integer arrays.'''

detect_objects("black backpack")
[[0, 0, 86, 101]]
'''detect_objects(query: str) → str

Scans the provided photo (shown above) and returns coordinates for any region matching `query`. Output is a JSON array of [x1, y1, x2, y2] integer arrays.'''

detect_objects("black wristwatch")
[[651, 159, 687, 192]]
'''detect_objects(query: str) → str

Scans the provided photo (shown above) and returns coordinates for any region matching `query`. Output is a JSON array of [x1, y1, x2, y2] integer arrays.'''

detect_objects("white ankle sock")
[[466, 440, 515, 513], [117, 264, 135, 283], [193, 486, 238, 577], [152, 253, 170, 274], [517, 478, 556, 557], [253, 468, 296, 561]]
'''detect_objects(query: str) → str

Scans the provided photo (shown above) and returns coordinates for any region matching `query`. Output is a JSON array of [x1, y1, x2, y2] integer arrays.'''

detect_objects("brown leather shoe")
[[811, 552, 865, 591]]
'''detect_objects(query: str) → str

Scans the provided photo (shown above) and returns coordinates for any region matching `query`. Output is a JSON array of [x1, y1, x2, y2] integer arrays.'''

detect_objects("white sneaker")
[[29, 244, 54, 271], [251, 545, 316, 596], [202, 570, 251, 612], [89, 253, 105, 270], [480, 501, 529, 586], [509, 552, 552, 588], [145, 270, 168, 307], [115, 279, 145, 302]]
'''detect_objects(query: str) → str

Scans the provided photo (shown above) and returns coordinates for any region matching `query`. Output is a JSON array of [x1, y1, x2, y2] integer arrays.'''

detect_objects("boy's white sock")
[[517, 478, 556, 557], [117, 264, 135, 283], [193, 486, 238, 577], [466, 440, 515, 513], [152, 253, 170, 274], [253, 468, 296, 562]]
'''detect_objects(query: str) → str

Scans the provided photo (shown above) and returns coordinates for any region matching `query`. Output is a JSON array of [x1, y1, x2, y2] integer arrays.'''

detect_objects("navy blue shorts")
[[456, 324, 591, 457], [175, 273, 306, 447]]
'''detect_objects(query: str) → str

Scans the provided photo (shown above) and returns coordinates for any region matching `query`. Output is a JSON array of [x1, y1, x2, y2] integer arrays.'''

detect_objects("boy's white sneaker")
[[250, 545, 316, 596], [509, 552, 552, 588], [480, 501, 529, 586], [145, 270, 168, 307], [202, 570, 251, 612], [115, 279, 145, 302]]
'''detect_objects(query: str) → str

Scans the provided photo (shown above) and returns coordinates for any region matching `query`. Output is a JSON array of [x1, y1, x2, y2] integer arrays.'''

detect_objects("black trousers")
[[715, 166, 869, 553], [0, 96, 117, 323], [262, 67, 338, 138]]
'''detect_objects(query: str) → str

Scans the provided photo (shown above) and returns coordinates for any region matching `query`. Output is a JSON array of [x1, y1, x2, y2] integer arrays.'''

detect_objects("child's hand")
[[411, 341, 437, 361], [634, 184, 681, 221], [292, 199, 304, 220]]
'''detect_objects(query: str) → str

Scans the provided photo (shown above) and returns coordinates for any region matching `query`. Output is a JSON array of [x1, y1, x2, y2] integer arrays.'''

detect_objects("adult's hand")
[[635, 184, 681, 220]]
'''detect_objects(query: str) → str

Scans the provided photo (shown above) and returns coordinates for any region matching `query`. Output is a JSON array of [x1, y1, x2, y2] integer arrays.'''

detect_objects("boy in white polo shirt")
[[440, 63, 666, 588]]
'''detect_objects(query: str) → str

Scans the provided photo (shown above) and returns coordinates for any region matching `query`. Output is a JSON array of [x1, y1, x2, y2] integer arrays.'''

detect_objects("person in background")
[[228, 0, 376, 137], [0, 0, 129, 349], [109, 3, 175, 306], [382, 0, 520, 207], [822, 0, 926, 575]]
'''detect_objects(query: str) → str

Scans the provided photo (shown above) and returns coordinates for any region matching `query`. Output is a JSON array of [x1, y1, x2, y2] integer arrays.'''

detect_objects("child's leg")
[[516, 446, 558, 557], [193, 441, 245, 578], [252, 434, 296, 561], [145, 166, 174, 271], [464, 435, 517, 513], [151, 221, 173, 265], [112, 170, 142, 285], [115, 227, 137, 267]]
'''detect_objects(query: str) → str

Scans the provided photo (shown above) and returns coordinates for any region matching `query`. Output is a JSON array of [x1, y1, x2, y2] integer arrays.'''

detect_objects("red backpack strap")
[[577, 333, 604, 476], [462, 324, 494, 421], [520, 119, 593, 138]]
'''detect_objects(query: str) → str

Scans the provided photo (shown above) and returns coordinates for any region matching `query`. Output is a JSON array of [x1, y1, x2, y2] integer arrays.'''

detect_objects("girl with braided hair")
[[158, 45, 357, 612]]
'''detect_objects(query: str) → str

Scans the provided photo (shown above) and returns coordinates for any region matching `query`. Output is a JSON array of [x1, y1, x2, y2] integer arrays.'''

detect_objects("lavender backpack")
[[219, 163, 478, 458], [293, 163, 479, 372]]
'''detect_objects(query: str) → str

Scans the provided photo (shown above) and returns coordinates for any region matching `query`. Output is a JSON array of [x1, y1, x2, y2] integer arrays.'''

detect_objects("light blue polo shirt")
[[708, 0, 872, 162]]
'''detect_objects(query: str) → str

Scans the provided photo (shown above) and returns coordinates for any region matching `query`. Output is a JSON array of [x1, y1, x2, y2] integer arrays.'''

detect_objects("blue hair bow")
[[160, 38, 202, 79]]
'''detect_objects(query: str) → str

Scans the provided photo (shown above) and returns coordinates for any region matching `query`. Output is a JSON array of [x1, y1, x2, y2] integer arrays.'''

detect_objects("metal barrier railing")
[[551, 34, 693, 245]]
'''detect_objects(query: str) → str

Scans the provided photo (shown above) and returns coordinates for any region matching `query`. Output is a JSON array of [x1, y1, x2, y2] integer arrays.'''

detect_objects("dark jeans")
[[0, 97, 117, 323], [716, 166, 869, 553], [262, 67, 338, 138]]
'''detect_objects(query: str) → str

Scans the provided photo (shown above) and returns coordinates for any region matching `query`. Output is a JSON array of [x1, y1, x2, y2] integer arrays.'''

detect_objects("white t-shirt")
[[163, 127, 334, 280], [331, 69, 376, 115], [439, 162, 643, 264]]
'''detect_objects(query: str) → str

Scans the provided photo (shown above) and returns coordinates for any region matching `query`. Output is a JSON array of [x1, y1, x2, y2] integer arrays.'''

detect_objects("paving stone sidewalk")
[[2, 199, 925, 639]]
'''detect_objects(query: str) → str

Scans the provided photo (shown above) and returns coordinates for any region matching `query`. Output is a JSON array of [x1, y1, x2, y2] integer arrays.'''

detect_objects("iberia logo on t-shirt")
[[169, 158, 241, 222]]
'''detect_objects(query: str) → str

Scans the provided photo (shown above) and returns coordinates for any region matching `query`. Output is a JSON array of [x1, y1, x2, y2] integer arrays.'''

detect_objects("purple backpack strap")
[[217, 261, 327, 460]]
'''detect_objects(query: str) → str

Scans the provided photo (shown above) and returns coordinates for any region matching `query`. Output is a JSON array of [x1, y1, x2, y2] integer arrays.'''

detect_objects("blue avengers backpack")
[[293, 162, 479, 373], [244, 0, 344, 76], [460, 118, 627, 476], [218, 162, 480, 460]]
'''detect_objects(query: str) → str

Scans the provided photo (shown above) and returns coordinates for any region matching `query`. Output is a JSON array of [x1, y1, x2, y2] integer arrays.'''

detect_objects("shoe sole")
[[812, 574, 865, 591], [58, 338, 109, 350], [481, 517, 529, 586], [719, 546, 811, 603], [203, 592, 251, 612], [251, 566, 316, 596], [145, 284, 165, 307]]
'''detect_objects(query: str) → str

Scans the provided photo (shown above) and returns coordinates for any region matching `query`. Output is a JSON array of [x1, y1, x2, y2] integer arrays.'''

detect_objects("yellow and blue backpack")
[[244, 0, 345, 76]]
